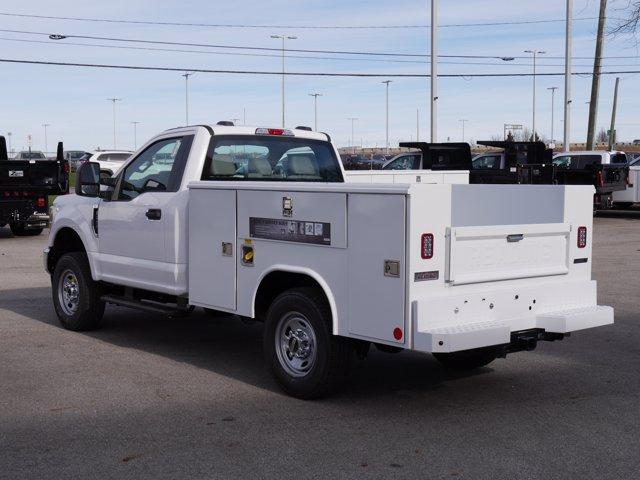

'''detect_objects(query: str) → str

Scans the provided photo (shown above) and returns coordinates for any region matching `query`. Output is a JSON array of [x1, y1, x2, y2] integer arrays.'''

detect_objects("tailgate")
[[446, 223, 570, 285]]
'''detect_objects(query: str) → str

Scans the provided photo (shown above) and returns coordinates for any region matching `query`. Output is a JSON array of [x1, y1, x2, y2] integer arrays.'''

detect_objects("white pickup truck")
[[45, 123, 613, 398]]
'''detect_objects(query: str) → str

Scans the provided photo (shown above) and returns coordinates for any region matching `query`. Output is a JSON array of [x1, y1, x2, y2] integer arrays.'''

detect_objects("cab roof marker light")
[[255, 128, 294, 136]]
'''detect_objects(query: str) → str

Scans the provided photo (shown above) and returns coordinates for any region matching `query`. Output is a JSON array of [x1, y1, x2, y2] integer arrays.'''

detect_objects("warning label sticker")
[[249, 217, 331, 245]]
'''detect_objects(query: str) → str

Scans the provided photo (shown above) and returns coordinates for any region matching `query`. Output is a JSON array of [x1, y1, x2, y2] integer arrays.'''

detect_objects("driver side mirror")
[[75, 162, 101, 197]]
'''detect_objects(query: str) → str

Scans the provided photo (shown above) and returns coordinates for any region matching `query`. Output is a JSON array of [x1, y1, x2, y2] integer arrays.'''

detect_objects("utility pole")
[[42, 123, 50, 155], [243, 107, 246, 125], [106, 98, 121, 149], [430, 0, 438, 142], [131, 121, 140, 150], [416, 109, 420, 141], [181, 72, 193, 125], [563, 0, 573, 152], [271, 34, 297, 127], [586, 0, 607, 150], [347, 117, 358, 154], [6, 132, 11, 155], [382, 80, 392, 154], [547, 87, 558, 143], [608, 77, 620, 150], [524, 50, 546, 140], [459, 119, 468, 142], [309, 93, 322, 130]]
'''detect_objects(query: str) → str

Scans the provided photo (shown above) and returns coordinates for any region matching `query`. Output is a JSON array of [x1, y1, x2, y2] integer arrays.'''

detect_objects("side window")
[[473, 155, 500, 169], [385, 155, 413, 170], [118, 136, 191, 200]]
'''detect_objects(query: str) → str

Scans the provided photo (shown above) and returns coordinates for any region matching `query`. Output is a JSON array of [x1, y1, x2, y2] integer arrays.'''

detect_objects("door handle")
[[146, 208, 162, 220]]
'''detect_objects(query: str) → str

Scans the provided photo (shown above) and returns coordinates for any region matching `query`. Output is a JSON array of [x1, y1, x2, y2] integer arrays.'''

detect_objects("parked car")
[[84, 150, 133, 178], [65, 150, 91, 172], [44, 123, 612, 398]]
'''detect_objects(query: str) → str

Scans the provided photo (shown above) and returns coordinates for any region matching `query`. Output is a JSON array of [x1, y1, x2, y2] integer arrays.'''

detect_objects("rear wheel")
[[52, 252, 104, 331], [433, 346, 499, 371], [263, 287, 353, 399], [10, 223, 43, 236]]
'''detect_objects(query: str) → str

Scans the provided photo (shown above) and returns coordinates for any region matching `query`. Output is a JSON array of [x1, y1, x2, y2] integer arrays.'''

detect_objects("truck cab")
[[44, 124, 613, 398]]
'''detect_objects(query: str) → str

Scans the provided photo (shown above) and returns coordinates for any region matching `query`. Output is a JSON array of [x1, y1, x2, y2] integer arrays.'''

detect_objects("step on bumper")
[[417, 305, 614, 353]]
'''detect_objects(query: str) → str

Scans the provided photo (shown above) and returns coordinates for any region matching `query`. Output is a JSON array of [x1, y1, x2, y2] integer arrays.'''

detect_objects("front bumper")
[[412, 280, 614, 353]]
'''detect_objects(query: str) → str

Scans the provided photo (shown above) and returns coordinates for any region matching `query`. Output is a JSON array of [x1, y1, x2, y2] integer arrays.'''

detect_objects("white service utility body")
[[45, 124, 613, 398]]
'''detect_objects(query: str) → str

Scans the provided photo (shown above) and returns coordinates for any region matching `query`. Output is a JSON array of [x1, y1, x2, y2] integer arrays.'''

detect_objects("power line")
[[0, 11, 605, 29], [1, 57, 639, 78], [3, 36, 637, 67], [2, 28, 638, 61]]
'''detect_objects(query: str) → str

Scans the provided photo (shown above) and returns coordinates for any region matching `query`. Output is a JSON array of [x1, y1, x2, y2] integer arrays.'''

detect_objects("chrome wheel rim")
[[275, 312, 317, 378], [58, 269, 80, 316]]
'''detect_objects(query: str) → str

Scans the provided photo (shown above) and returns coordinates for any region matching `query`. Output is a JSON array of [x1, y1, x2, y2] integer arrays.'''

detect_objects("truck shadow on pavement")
[[0, 286, 493, 400]]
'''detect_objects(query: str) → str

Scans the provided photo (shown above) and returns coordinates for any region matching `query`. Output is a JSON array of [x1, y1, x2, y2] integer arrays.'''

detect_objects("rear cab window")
[[201, 135, 343, 182]]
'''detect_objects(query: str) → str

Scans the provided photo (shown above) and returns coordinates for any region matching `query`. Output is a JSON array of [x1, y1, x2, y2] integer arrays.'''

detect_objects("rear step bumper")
[[415, 305, 613, 353]]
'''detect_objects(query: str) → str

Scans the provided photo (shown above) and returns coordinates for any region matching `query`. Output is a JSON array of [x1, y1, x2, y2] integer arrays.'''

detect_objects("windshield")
[[202, 136, 343, 182], [19, 152, 46, 159]]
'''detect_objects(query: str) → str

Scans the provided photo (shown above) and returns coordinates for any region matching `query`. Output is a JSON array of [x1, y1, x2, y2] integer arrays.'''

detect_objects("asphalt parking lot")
[[1, 215, 639, 480]]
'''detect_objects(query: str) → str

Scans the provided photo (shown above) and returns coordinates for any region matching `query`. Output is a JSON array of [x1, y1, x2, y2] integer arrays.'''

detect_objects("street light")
[[181, 72, 194, 125], [42, 124, 50, 155], [106, 98, 121, 149], [524, 50, 546, 139], [347, 117, 358, 155], [6, 132, 11, 156], [459, 119, 468, 142], [271, 34, 297, 127], [547, 87, 559, 143], [382, 80, 392, 154], [131, 121, 140, 150], [309, 93, 322, 131]]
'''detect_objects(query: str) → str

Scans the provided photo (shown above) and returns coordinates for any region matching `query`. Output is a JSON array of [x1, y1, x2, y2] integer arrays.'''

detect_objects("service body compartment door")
[[189, 189, 237, 310], [347, 194, 406, 344], [447, 223, 570, 285]]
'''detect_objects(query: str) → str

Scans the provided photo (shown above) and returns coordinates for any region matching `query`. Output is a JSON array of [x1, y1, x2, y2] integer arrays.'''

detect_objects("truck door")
[[97, 135, 193, 288]]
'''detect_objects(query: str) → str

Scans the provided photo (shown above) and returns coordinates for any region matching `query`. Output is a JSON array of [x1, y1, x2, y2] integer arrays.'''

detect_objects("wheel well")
[[254, 271, 330, 321], [47, 227, 86, 273]]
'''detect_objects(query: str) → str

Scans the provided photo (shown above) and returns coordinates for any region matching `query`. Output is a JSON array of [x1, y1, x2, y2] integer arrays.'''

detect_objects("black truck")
[[0, 137, 69, 236], [385, 141, 629, 210]]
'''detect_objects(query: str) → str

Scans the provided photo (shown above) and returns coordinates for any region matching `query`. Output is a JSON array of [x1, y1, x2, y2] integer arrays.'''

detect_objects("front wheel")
[[263, 287, 353, 399], [52, 252, 105, 331], [433, 346, 499, 371]]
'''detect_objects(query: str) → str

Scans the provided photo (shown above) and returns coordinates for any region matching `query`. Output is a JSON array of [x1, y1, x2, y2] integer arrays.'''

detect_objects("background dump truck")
[[45, 124, 613, 398]]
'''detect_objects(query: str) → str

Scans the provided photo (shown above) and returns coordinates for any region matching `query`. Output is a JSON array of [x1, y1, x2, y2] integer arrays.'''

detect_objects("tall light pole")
[[347, 117, 358, 154], [271, 34, 297, 127], [382, 80, 392, 154], [6, 132, 11, 155], [131, 121, 140, 150], [524, 50, 546, 139], [563, 0, 573, 152], [181, 72, 193, 125], [416, 109, 420, 141], [42, 123, 50, 155], [309, 93, 322, 130], [459, 119, 468, 142], [547, 87, 558, 143], [107, 98, 121, 149], [430, 0, 438, 142]]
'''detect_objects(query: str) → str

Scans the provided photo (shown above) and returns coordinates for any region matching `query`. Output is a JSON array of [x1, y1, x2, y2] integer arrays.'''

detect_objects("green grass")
[[48, 171, 76, 207]]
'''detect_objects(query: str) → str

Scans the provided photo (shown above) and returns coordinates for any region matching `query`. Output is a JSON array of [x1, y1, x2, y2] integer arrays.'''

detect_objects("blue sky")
[[1, 0, 639, 152]]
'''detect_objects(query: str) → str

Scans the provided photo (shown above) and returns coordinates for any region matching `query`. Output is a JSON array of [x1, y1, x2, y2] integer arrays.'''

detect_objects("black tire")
[[433, 346, 499, 371], [263, 287, 353, 399], [10, 223, 43, 236], [52, 252, 105, 331]]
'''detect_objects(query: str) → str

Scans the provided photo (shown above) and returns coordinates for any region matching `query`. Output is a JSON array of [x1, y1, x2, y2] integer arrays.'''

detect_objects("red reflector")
[[36, 197, 46, 208], [393, 328, 403, 340], [577, 226, 587, 248], [421, 233, 434, 259]]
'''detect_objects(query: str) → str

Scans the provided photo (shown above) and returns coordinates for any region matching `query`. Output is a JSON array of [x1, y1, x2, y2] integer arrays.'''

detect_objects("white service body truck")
[[45, 124, 613, 398]]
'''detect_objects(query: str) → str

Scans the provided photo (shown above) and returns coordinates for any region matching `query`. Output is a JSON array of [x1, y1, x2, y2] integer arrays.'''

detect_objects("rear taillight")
[[36, 197, 46, 208], [577, 226, 587, 248], [63, 161, 70, 174], [596, 171, 604, 188], [421, 233, 434, 259]]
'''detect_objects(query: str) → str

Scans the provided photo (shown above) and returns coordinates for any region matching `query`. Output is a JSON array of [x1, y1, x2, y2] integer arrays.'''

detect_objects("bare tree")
[[610, 1, 640, 38], [596, 127, 609, 143]]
